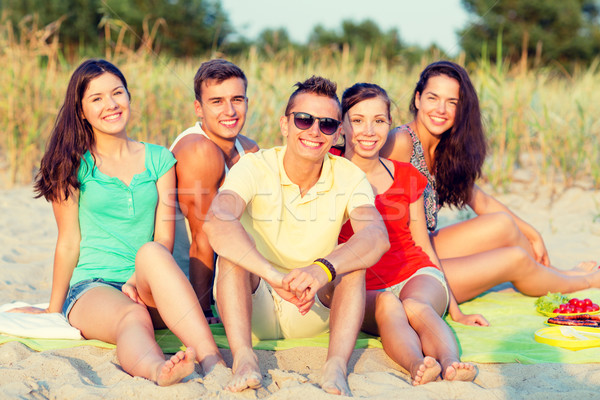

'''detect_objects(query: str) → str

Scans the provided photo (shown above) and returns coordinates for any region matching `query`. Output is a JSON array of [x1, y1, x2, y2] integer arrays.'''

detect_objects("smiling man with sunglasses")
[[204, 76, 390, 396]]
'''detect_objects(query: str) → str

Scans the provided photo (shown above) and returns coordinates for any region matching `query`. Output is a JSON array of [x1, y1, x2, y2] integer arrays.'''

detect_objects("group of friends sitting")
[[11, 58, 600, 396]]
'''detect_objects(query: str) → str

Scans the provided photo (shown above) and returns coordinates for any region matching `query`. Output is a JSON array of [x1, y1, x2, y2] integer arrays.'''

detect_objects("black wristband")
[[314, 258, 336, 282]]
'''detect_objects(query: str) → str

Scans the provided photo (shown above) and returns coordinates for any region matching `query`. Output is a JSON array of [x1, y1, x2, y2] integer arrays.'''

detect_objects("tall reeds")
[[1, 17, 598, 190]]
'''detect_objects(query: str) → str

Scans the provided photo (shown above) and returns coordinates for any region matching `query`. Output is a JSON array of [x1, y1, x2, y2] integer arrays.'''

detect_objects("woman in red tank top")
[[336, 83, 487, 385]]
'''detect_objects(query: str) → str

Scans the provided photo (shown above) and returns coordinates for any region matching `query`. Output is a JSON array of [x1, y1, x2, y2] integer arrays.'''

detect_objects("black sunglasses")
[[287, 112, 341, 135]]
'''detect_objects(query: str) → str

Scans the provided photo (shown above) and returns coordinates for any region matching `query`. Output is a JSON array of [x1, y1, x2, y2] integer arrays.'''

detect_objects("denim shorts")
[[62, 278, 125, 318]]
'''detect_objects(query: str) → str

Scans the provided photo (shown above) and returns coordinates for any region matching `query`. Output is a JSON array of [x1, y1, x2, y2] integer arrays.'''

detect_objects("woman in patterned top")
[[11, 59, 223, 385], [381, 60, 600, 304]]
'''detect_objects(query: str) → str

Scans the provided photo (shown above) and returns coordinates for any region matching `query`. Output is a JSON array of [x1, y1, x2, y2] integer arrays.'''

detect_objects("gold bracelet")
[[314, 261, 333, 282]]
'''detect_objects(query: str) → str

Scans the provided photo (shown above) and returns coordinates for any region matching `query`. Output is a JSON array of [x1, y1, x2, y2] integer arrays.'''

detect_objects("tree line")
[[2, 0, 600, 68]]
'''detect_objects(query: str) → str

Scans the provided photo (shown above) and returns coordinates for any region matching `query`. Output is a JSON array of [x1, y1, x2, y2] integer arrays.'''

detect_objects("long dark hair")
[[334, 83, 391, 151], [34, 59, 129, 202], [410, 61, 486, 208]]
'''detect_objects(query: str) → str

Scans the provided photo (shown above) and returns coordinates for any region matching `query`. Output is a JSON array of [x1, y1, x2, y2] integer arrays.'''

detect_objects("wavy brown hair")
[[410, 61, 486, 208], [34, 59, 129, 202]]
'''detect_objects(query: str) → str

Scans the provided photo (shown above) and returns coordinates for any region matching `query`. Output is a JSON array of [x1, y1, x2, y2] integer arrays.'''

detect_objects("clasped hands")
[[267, 263, 331, 315]]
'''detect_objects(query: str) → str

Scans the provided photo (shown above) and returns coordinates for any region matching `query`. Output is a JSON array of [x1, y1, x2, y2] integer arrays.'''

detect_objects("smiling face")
[[194, 77, 248, 141], [414, 74, 460, 137], [342, 96, 391, 159], [81, 72, 130, 138], [280, 92, 341, 164]]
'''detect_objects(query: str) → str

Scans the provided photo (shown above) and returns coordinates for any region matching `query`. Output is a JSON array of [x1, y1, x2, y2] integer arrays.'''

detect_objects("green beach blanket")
[[2, 289, 600, 363], [447, 288, 600, 363]]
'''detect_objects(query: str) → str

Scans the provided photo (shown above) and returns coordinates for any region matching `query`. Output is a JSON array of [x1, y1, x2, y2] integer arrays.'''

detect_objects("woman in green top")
[[13, 59, 223, 385]]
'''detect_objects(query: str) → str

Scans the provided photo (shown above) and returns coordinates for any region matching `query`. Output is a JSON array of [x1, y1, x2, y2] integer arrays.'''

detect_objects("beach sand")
[[1, 183, 599, 399]]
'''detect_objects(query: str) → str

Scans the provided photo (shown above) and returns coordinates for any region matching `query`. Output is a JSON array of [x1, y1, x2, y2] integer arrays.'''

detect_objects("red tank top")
[[338, 159, 438, 290]]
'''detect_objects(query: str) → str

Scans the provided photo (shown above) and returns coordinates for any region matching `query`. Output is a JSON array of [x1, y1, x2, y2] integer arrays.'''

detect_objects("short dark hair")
[[284, 75, 341, 116], [193, 59, 247, 102]]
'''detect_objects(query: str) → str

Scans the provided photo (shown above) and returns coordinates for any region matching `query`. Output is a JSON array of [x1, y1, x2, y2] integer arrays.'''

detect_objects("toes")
[[444, 365, 457, 381]]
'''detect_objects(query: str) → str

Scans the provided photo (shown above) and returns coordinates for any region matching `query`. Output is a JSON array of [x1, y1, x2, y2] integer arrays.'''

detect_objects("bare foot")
[[320, 356, 350, 396], [199, 353, 226, 375], [156, 347, 196, 386], [588, 268, 600, 288], [573, 261, 599, 273], [443, 361, 476, 382], [412, 356, 442, 386], [226, 347, 262, 392]]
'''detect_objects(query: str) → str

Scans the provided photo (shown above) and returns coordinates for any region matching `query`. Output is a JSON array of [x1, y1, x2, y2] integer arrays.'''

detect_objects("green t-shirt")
[[70, 142, 176, 286]]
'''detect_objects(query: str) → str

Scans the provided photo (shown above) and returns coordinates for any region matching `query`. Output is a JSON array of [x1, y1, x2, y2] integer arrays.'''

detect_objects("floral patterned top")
[[401, 124, 439, 231]]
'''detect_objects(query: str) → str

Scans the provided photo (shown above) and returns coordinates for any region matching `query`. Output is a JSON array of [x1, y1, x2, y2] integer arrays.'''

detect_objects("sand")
[[1, 182, 600, 399]]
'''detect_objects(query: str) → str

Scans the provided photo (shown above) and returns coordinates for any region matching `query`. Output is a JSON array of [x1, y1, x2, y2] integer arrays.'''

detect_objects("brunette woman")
[[12, 59, 223, 385], [381, 61, 600, 303]]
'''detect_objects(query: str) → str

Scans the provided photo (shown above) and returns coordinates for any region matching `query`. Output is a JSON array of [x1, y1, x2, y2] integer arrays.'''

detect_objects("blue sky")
[[220, 0, 471, 55]]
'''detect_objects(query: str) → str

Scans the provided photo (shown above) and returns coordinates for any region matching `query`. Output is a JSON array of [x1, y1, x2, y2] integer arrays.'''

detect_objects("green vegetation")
[[460, 0, 600, 68], [1, 0, 230, 58], [1, 2, 600, 189], [534, 292, 570, 314]]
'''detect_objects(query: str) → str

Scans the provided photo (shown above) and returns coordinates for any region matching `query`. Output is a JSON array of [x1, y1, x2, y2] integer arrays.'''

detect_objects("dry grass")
[[1, 19, 599, 189]]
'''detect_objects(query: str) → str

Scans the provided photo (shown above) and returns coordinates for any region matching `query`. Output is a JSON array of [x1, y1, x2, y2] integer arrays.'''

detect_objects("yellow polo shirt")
[[220, 146, 375, 272]]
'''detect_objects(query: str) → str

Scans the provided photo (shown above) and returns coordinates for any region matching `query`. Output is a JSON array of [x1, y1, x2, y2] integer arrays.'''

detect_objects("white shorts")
[[214, 257, 331, 340], [380, 267, 450, 313]]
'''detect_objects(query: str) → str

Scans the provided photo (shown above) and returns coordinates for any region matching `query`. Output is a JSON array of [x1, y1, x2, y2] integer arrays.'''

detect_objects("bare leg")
[[441, 246, 598, 303], [431, 212, 534, 259], [69, 287, 195, 385], [215, 256, 262, 392], [400, 276, 475, 382], [432, 212, 592, 276], [319, 270, 365, 396], [135, 242, 223, 374], [189, 251, 220, 323], [362, 291, 441, 385]]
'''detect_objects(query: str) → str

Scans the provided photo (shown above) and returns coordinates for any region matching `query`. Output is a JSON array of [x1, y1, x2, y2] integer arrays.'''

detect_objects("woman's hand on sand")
[[453, 312, 489, 327], [5, 306, 49, 314]]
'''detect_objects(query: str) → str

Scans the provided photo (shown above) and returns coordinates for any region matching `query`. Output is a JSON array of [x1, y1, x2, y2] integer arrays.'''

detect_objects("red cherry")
[[569, 298, 579, 305]]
